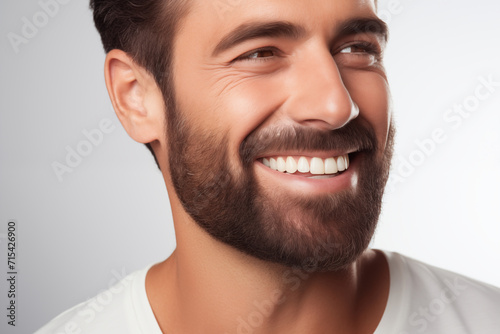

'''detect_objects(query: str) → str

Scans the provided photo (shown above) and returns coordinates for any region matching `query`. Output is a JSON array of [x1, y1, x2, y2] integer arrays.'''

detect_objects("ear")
[[104, 49, 165, 144]]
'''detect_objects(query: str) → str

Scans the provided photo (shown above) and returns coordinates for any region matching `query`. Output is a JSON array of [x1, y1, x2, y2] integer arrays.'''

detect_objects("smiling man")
[[36, 0, 500, 333]]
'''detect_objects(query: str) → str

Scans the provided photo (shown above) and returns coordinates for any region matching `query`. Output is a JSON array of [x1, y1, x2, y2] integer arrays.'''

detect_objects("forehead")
[[187, 0, 377, 25], [177, 0, 379, 54]]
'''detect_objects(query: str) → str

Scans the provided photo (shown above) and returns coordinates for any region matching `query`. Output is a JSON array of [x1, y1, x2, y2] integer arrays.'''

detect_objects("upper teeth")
[[262, 155, 349, 175]]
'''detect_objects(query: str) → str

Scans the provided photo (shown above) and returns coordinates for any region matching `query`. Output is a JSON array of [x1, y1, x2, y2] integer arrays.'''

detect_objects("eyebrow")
[[212, 21, 306, 57], [337, 17, 389, 43], [211, 17, 389, 57]]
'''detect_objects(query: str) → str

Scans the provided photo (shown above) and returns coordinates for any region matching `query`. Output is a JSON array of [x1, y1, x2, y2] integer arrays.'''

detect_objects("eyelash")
[[233, 47, 281, 63], [338, 41, 382, 57], [233, 41, 382, 63]]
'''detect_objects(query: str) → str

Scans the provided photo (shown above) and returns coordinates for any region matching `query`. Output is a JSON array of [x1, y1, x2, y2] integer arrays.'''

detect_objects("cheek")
[[220, 76, 289, 152], [176, 66, 289, 156], [342, 71, 391, 150]]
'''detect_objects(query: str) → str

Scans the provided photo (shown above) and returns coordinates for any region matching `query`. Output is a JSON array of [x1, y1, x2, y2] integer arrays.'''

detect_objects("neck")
[[146, 209, 390, 334]]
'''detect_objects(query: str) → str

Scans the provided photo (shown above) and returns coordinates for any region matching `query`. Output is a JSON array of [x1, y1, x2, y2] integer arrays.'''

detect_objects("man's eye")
[[335, 42, 382, 67], [340, 45, 368, 54], [235, 48, 277, 62], [339, 43, 378, 55]]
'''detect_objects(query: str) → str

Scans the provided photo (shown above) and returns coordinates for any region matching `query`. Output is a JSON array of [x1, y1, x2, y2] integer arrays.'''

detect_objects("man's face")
[[165, 0, 393, 271]]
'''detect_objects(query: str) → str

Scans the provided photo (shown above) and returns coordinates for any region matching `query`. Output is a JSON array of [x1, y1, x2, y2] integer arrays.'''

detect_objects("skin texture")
[[104, 0, 393, 333]]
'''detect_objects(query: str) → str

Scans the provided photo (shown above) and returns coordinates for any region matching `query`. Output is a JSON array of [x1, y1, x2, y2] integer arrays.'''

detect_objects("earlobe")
[[104, 49, 164, 144]]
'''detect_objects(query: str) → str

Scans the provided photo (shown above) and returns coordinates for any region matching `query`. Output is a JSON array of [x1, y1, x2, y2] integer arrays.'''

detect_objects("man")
[[36, 0, 500, 333]]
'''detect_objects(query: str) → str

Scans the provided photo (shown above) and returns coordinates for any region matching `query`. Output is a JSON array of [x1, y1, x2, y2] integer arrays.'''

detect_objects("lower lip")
[[254, 155, 358, 194]]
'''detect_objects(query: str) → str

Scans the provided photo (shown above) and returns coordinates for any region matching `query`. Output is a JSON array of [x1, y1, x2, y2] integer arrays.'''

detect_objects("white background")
[[0, 0, 499, 332]]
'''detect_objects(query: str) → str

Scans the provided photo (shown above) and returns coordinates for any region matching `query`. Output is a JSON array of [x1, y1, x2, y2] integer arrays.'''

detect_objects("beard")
[[166, 99, 395, 272]]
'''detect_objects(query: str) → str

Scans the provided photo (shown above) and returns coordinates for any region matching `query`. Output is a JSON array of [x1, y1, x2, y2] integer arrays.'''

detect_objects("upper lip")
[[255, 149, 359, 160]]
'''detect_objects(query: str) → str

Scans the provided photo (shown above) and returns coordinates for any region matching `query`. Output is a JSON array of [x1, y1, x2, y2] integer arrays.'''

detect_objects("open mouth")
[[258, 153, 352, 179]]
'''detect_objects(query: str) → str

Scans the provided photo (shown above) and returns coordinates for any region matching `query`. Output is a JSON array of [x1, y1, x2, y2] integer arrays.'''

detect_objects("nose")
[[284, 47, 359, 130]]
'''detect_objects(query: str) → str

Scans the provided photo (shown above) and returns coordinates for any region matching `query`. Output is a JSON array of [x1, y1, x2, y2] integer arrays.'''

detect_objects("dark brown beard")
[[167, 101, 395, 272]]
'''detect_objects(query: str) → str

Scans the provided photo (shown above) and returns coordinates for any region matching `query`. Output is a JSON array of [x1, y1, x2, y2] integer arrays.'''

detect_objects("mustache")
[[239, 120, 378, 166]]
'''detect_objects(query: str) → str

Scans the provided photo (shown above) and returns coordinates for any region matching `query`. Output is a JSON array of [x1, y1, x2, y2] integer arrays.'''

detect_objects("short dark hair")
[[89, 0, 189, 168]]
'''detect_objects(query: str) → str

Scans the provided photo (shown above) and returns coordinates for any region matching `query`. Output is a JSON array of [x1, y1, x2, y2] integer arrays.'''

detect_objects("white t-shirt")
[[35, 251, 500, 334]]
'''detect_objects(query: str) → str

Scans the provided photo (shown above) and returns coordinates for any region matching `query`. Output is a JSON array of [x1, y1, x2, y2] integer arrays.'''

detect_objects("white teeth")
[[277, 157, 286, 172], [262, 154, 350, 175], [286, 156, 298, 173], [310, 157, 325, 175], [324, 157, 338, 174], [297, 157, 309, 173], [337, 156, 346, 171], [270, 158, 277, 170]]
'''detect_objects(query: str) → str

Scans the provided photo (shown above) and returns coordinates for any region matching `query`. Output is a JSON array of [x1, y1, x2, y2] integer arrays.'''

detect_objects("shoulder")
[[376, 251, 500, 334], [385, 251, 500, 300], [35, 266, 161, 334]]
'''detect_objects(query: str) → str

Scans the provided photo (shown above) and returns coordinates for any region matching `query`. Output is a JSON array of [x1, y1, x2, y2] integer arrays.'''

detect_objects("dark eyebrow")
[[212, 21, 306, 57], [211, 17, 388, 57], [337, 17, 389, 42]]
